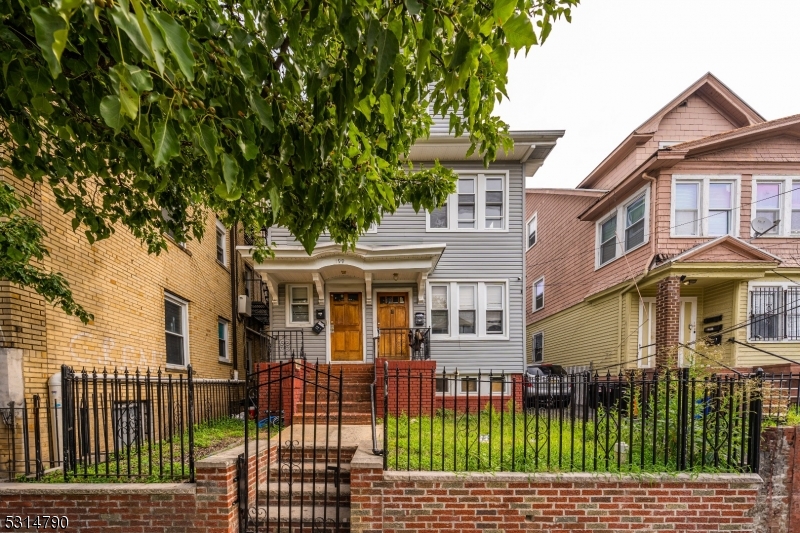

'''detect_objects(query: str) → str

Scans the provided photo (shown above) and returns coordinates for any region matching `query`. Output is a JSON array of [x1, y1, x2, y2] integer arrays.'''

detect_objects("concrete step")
[[298, 401, 372, 414], [278, 446, 357, 463], [258, 481, 350, 504], [247, 505, 350, 526], [295, 414, 373, 425]]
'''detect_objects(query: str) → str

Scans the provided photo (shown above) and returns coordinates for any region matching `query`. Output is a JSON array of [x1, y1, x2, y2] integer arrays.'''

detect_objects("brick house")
[[526, 73, 800, 371]]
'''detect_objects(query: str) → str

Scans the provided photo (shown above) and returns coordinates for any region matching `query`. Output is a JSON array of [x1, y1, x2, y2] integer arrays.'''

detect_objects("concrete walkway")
[[270, 424, 382, 450]]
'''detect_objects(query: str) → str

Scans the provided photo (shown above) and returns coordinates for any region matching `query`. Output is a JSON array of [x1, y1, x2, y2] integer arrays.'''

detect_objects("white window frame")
[[637, 299, 656, 369], [532, 331, 543, 363], [457, 284, 477, 336], [658, 140, 682, 149], [164, 293, 190, 369], [427, 280, 509, 340], [526, 213, 537, 249], [285, 284, 313, 327], [426, 171, 510, 233], [746, 280, 800, 342], [751, 176, 800, 237], [595, 185, 651, 269], [532, 277, 544, 312], [670, 175, 740, 238], [434, 375, 510, 396], [430, 284, 450, 335], [215, 219, 228, 266], [218, 319, 230, 362]]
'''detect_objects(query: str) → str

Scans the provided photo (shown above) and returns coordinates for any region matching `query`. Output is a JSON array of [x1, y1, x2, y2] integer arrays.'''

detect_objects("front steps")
[[296, 364, 375, 425]]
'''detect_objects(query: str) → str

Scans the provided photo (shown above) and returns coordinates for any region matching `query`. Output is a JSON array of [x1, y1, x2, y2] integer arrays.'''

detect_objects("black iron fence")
[[267, 330, 305, 361], [382, 367, 797, 474], [1, 366, 246, 482]]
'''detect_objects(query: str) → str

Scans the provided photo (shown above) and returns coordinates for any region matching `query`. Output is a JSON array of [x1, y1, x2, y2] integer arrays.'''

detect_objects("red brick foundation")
[[0, 440, 274, 533], [350, 456, 762, 533]]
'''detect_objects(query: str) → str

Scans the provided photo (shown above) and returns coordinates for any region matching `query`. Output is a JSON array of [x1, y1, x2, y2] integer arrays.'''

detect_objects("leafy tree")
[[0, 0, 577, 322]]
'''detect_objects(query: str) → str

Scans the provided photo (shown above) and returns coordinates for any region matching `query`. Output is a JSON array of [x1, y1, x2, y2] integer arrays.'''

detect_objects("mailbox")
[[414, 312, 425, 326], [312, 320, 325, 334]]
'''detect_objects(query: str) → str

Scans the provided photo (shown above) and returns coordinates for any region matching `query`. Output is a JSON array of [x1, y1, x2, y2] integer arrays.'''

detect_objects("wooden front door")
[[377, 292, 410, 359], [330, 292, 363, 362]]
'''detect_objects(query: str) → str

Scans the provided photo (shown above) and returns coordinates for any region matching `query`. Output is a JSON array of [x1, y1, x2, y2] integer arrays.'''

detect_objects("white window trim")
[[595, 184, 651, 269], [215, 219, 228, 266], [532, 276, 544, 312], [532, 331, 543, 363], [637, 298, 656, 369], [746, 279, 800, 343], [526, 213, 538, 250], [165, 292, 190, 369], [751, 176, 800, 237], [218, 319, 230, 362], [426, 171, 511, 233], [670, 175, 741, 238], [427, 280, 510, 340], [285, 284, 314, 327]]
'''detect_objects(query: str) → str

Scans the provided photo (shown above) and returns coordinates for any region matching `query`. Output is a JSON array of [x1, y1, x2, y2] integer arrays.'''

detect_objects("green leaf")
[[493, 0, 517, 25], [30, 7, 68, 78], [375, 28, 399, 85], [110, 1, 153, 61], [196, 124, 218, 167], [99, 95, 124, 131], [221, 153, 240, 194], [142, 14, 167, 74], [151, 12, 195, 82], [238, 137, 257, 161], [503, 14, 537, 52], [152, 120, 179, 167], [415, 39, 430, 78], [248, 94, 274, 131], [31, 95, 54, 115], [125, 65, 154, 93], [405, 0, 422, 15], [378, 93, 395, 130]]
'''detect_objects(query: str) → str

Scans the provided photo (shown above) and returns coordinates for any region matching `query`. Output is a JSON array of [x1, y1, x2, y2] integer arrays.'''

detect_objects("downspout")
[[230, 222, 239, 376]]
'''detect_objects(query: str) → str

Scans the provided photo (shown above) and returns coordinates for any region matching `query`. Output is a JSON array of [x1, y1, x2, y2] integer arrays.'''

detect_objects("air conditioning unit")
[[238, 295, 252, 317]]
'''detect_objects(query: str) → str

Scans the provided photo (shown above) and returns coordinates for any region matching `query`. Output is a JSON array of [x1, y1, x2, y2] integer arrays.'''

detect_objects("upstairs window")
[[533, 277, 544, 312], [527, 214, 537, 249], [671, 176, 738, 237], [427, 173, 508, 231], [596, 185, 650, 268], [752, 177, 800, 237], [215, 220, 227, 266]]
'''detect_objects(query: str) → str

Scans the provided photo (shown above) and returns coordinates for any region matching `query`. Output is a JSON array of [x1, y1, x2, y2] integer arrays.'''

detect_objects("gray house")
[[238, 125, 562, 376]]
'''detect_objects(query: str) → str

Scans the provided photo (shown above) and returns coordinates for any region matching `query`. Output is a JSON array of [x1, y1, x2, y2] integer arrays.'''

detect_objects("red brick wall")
[[0, 441, 275, 533], [350, 468, 762, 533], [254, 360, 304, 425], [757, 426, 800, 533]]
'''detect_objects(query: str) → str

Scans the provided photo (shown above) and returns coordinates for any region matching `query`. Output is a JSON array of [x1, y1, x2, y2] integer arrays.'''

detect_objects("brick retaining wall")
[[350, 449, 762, 533], [0, 440, 273, 533], [756, 426, 800, 533]]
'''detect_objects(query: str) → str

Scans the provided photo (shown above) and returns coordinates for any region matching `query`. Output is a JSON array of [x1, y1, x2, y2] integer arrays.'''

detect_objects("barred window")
[[750, 286, 800, 341]]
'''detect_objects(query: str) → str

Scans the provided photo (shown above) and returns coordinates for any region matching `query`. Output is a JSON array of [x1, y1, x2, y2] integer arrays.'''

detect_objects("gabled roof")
[[526, 188, 607, 197], [577, 73, 765, 189], [652, 236, 781, 269], [665, 113, 800, 156]]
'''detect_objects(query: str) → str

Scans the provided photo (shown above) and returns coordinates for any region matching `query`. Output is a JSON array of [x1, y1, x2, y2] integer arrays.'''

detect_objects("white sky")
[[497, 0, 800, 189]]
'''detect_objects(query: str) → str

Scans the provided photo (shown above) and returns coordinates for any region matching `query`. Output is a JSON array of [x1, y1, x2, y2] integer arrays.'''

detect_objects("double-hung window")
[[165, 294, 189, 367], [427, 173, 508, 231], [431, 286, 449, 334], [596, 186, 651, 268], [485, 284, 504, 335], [429, 282, 507, 338], [671, 176, 738, 237], [533, 277, 544, 312], [532, 332, 543, 362], [527, 214, 537, 249], [458, 285, 476, 334], [752, 177, 800, 236], [286, 285, 312, 326], [218, 319, 229, 361], [215, 220, 227, 266], [749, 284, 800, 341]]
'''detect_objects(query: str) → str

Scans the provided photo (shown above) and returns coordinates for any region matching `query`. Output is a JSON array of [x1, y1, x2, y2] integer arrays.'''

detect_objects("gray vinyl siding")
[[272, 285, 326, 362], [269, 161, 526, 374]]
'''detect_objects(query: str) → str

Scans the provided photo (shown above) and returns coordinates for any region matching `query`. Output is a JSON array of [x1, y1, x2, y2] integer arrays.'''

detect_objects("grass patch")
[[386, 406, 751, 474], [31, 418, 277, 483]]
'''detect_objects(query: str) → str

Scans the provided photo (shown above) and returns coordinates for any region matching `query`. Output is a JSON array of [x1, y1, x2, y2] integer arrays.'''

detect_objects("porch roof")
[[237, 242, 446, 305]]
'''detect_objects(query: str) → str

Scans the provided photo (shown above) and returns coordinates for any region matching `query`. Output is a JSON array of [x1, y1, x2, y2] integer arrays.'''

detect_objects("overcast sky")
[[497, 0, 800, 189]]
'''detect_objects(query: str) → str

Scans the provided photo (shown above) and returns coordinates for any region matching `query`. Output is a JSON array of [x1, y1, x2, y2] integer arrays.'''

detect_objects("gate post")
[[747, 368, 764, 473]]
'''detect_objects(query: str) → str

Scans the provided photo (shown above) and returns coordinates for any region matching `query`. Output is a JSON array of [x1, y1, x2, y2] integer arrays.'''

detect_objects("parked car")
[[525, 364, 573, 408]]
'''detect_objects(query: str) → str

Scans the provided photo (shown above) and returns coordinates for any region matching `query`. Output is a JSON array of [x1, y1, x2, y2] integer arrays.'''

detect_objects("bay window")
[[595, 185, 650, 269], [427, 173, 508, 231], [671, 175, 739, 237], [429, 281, 508, 338]]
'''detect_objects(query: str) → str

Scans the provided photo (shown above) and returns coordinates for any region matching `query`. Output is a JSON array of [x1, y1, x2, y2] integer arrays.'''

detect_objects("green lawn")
[[32, 418, 275, 483], [385, 405, 754, 474]]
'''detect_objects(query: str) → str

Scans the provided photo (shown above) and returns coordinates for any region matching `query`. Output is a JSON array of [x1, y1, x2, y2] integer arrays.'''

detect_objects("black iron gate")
[[238, 359, 345, 532]]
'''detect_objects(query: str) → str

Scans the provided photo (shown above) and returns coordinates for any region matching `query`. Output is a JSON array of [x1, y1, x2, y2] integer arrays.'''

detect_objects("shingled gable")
[[656, 236, 781, 267], [577, 72, 765, 189]]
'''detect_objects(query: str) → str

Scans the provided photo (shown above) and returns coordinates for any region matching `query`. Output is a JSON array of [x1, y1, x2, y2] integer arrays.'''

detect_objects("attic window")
[[658, 141, 682, 149]]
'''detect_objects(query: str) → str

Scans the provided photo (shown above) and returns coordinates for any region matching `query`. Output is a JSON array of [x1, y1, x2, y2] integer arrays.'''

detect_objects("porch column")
[[655, 276, 681, 368]]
